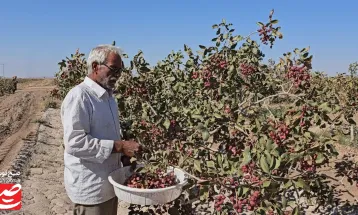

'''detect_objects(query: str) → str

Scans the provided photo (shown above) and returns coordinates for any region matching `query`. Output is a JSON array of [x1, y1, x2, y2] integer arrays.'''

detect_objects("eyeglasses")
[[101, 63, 124, 75]]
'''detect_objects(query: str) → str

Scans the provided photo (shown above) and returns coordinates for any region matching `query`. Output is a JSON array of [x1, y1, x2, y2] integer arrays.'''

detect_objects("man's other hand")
[[121, 155, 132, 167]]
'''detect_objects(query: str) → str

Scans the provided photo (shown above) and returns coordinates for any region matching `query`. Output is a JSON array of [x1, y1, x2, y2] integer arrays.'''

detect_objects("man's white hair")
[[87, 44, 124, 75]]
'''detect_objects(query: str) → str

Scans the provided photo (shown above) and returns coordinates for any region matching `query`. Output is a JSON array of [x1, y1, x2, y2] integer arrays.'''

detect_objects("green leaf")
[[163, 118, 170, 129], [228, 65, 235, 74], [293, 207, 299, 215], [217, 103, 224, 109], [256, 208, 266, 214], [231, 43, 238, 49], [171, 106, 178, 112], [183, 108, 190, 114], [199, 185, 209, 201], [186, 59, 194, 67], [315, 153, 325, 164], [167, 77, 176, 82], [207, 160, 215, 169], [263, 180, 271, 188], [260, 155, 270, 174], [265, 151, 273, 167], [276, 31, 283, 39], [242, 187, 249, 195], [294, 178, 310, 191], [284, 180, 292, 189], [257, 22, 264, 27], [241, 147, 252, 166], [282, 196, 287, 208], [301, 47, 310, 52], [270, 19, 279, 24], [271, 148, 280, 157], [318, 102, 332, 112], [264, 200, 274, 208], [255, 118, 261, 131], [259, 137, 266, 146], [216, 28, 221, 35], [202, 130, 210, 141], [213, 113, 222, 118], [304, 132, 312, 139], [192, 114, 203, 120], [274, 157, 281, 169], [196, 123, 205, 131], [237, 187, 242, 196], [252, 48, 258, 55], [194, 159, 202, 173], [199, 45, 206, 49], [178, 156, 184, 167]]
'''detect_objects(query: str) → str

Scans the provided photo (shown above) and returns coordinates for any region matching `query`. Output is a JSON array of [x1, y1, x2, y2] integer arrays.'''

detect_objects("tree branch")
[[209, 125, 222, 135], [173, 166, 209, 183], [146, 102, 158, 116], [245, 31, 258, 40], [254, 92, 304, 104]]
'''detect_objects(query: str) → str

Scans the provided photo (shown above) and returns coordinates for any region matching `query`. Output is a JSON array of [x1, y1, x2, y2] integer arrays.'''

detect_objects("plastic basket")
[[108, 165, 188, 205]]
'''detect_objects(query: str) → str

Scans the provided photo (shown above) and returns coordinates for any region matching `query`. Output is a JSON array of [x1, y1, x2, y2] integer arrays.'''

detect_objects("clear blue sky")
[[0, 0, 357, 78]]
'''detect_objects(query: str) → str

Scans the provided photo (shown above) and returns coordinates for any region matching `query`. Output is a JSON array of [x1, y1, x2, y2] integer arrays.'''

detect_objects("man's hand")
[[113, 140, 140, 157], [121, 155, 132, 167]]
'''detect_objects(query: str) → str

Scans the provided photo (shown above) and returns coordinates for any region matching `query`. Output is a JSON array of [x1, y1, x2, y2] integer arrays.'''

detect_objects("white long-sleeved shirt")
[[60, 76, 122, 205]]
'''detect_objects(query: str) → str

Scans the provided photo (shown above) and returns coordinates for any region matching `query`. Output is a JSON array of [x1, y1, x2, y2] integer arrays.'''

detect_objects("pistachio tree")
[[115, 10, 341, 214]]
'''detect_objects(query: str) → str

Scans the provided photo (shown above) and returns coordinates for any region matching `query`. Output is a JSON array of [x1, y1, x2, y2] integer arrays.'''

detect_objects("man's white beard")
[[100, 76, 116, 90]]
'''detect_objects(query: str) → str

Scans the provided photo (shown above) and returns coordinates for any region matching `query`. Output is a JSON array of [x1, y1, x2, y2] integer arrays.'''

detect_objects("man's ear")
[[92, 62, 99, 74]]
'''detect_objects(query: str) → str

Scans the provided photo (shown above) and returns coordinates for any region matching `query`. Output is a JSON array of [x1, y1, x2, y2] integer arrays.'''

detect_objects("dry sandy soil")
[[0, 78, 55, 172], [0, 79, 357, 215]]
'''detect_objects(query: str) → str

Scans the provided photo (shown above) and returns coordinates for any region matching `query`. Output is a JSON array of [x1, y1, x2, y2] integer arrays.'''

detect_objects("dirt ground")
[[0, 79, 357, 215], [0, 79, 56, 172]]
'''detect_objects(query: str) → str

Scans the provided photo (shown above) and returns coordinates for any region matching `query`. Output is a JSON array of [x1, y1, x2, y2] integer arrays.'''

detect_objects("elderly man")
[[61, 44, 140, 215]]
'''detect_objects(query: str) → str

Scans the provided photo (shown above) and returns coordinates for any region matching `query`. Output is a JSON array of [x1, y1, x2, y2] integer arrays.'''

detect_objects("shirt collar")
[[83, 76, 111, 98]]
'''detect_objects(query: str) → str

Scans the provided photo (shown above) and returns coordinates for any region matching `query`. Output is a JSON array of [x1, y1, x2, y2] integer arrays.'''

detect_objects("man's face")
[[95, 52, 123, 90]]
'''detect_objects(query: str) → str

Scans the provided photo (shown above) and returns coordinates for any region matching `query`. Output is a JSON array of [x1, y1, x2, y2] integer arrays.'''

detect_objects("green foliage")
[[115, 10, 342, 214], [51, 49, 87, 99], [52, 10, 358, 214]]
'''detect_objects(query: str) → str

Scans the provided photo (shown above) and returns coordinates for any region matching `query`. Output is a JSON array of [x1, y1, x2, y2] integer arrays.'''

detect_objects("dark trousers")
[[73, 197, 118, 215]]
